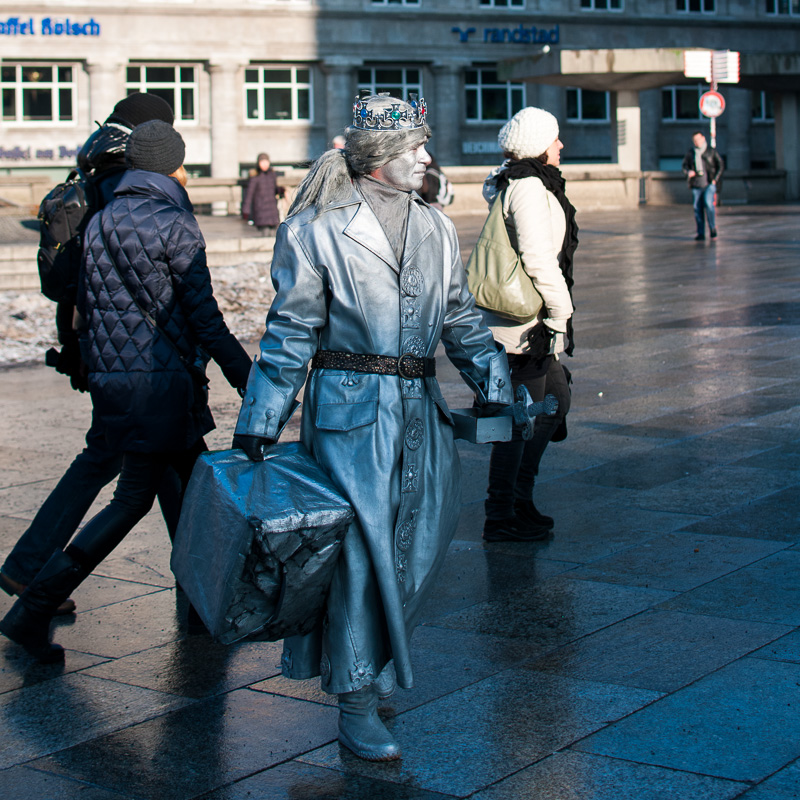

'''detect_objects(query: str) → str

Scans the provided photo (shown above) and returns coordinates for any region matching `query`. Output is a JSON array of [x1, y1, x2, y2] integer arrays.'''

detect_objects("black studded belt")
[[311, 350, 436, 379]]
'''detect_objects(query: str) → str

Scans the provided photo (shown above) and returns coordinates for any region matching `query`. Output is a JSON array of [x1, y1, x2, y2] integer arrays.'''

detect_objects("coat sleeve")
[[242, 176, 255, 219], [438, 216, 513, 407], [235, 222, 327, 439], [506, 178, 573, 331], [165, 213, 251, 389]]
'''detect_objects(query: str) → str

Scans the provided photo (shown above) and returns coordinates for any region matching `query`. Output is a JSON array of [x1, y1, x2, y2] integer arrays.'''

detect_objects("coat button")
[[266, 409, 275, 418], [248, 396, 255, 405]]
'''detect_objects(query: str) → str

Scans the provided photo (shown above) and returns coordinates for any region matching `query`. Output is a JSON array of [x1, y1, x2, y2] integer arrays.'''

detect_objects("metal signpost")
[[684, 49, 740, 146]]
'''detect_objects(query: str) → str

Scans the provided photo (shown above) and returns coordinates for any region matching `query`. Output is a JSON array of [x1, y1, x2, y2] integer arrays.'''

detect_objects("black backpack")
[[37, 168, 97, 303]]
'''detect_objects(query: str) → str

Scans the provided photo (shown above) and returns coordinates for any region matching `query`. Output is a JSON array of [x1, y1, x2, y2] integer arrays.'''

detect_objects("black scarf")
[[494, 157, 578, 355]]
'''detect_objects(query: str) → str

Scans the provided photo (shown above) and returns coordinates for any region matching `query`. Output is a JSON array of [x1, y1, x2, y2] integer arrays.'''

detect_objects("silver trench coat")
[[235, 185, 512, 694]]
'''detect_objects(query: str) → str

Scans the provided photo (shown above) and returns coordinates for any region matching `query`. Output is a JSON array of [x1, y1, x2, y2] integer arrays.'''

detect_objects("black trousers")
[[485, 355, 571, 520], [67, 439, 206, 569]]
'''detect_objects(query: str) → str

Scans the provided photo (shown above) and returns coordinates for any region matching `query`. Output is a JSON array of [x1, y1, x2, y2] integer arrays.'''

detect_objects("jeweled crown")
[[352, 92, 427, 131]]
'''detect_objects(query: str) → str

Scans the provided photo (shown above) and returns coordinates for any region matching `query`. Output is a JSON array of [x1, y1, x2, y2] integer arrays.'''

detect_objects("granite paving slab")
[[658, 549, 800, 625], [739, 759, 800, 800], [566, 532, 787, 592], [0, 673, 192, 769], [80, 638, 283, 699], [0, 766, 130, 799], [676, 484, 800, 542], [32, 689, 339, 800], [525, 609, 791, 693], [574, 657, 800, 783], [0, 644, 107, 695], [469, 751, 748, 800], [199, 761, 457, 800], [423, 577, 675, 650], [298, 668, 660, 798], [750, 630, 800, 664]]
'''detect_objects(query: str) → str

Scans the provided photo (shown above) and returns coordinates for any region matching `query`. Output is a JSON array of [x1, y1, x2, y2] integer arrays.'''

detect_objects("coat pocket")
[[314, 372, 379, 432]]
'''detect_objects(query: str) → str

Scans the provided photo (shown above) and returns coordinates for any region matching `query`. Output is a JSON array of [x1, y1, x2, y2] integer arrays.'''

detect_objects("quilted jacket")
[[78, 169, 251, 452]]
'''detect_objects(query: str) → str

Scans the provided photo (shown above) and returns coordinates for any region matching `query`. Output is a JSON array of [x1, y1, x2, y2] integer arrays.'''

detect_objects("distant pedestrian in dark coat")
[[0, 121, 252, 664], [242, 153, 283, 235], [682, 131, 724, 241]]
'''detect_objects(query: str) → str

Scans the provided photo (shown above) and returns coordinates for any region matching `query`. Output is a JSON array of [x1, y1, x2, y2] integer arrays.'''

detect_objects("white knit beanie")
[[497, 107, 559, 160]]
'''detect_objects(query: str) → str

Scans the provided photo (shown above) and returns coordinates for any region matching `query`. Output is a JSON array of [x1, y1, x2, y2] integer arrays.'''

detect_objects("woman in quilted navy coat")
[[0, 121, 252, 663]]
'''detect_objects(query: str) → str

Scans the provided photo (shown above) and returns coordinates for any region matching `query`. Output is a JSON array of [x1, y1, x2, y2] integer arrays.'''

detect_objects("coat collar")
[[114, 169, 193, 212], [337, 183, 435, 273]]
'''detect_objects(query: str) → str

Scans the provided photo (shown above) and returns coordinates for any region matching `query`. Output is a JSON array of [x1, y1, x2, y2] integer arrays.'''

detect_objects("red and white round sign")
[[699, 91, 726, 118]]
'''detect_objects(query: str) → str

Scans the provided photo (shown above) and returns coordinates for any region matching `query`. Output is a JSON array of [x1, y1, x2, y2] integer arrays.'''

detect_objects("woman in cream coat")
[[480, 106, 578, 542]]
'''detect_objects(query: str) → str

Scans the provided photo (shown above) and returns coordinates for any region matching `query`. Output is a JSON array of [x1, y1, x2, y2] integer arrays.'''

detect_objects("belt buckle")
[[397, 353, 417, 380]]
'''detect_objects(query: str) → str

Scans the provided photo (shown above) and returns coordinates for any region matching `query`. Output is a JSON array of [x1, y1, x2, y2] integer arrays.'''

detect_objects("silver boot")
[[337, 684, 401, 761], [374, 660, 396, 701]]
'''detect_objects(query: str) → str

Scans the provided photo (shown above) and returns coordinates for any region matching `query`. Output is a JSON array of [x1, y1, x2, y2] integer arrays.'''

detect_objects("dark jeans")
[[692, 184, 717, 236], [67, 440, 206, 569], [2, 413, 183, 585], [485, 355, 571, 521]]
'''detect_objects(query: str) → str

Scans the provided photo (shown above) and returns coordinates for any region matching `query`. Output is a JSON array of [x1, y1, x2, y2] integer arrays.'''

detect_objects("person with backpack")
[[0, 121, 252, 664], [0, 94, 180, 613]]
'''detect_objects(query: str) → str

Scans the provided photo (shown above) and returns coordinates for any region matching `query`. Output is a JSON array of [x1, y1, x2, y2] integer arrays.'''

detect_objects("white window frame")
[[357, 66, 422, 100], [566, 88, 610, 122], [244, 65, 313, 125], [465, 67, 525, 124], [751, 90, 774, 122], [370, 0, 420, 5], [479, 0, 525, 8], [579, 0, 623, 10], [125, 64, 199, 124], [0, 63, 77, 126], [766, 0, 799, 14], [676, 0, 715, 12], [662, 84, 705, 122]]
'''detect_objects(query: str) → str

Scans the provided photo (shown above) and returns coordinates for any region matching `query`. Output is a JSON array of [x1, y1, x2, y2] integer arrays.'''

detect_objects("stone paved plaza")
[[1, 203, 799, 799]]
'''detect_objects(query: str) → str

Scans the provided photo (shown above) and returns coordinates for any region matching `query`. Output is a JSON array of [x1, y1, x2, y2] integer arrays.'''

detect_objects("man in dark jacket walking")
[[682, 130, 724, 241], [0, 93, 177, 613], [0, 121, 252, 663]]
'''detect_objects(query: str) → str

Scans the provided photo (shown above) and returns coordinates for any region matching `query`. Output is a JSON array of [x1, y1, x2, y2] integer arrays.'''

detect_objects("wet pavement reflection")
[[1, 204, 799, 798]]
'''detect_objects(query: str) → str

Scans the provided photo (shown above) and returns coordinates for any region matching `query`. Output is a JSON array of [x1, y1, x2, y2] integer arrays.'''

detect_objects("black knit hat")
[[125, 120, 185, 175], [107, 92, 175, 128]]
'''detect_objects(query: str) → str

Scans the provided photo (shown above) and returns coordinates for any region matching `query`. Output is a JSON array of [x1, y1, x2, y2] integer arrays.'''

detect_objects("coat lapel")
[[342, 197, 399, 273], [402, 197, 435, 266]]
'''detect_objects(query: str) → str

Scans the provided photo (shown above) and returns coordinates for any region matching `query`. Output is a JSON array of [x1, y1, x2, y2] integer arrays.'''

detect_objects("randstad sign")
[[451, 23, 560, 45], [0, 16, 101, 36]]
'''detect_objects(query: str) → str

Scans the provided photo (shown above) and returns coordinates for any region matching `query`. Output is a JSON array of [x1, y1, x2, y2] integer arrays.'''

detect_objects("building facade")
[[1, 0, 799, 190]]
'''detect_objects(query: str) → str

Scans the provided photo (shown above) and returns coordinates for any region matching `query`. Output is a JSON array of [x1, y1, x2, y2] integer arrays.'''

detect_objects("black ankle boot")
[[514, 499, 554, 530], [0, 549, 88, 663]]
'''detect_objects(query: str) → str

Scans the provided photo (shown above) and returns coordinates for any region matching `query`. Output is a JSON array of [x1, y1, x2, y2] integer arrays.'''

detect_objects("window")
[[370, 0, 419, 5], [126, 65, 198, 122], [1, 64, 75, 124], [566, 88, 610, 122], [244, 66, 312, 123], [752, 90, 774, 121], [580, 0, 622, 9], [766, 0, 799, 13], [479, 0, 524, 7], [676, 0, 715, 11], [465, 67, 525, 123], [662, 84, 704, 121], [357, 67, 421, 100]]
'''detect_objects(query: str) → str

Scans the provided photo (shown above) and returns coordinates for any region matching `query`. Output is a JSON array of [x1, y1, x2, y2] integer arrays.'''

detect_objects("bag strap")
[[94, 216, 196, 375]]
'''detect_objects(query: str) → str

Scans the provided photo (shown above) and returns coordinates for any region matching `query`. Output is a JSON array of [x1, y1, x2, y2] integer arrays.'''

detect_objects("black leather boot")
[[0, 549, 89, 663], [514, 499, 555, 530], [338, 685, 401, 761]]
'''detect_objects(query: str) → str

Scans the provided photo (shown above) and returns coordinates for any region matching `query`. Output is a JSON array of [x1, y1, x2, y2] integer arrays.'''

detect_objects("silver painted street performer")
[[232, 94, 513, 761]]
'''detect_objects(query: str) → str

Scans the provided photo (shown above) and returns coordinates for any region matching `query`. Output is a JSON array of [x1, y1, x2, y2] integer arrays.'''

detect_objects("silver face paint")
[[371, 144, 431, 192]]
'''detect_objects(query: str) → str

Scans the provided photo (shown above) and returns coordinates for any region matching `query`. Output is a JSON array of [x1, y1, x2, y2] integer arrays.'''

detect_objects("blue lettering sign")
[[0, 17, 35, 35], [0, 16, 100, 36], [452, 22, 559, 46], [0, 146, 31, 161]]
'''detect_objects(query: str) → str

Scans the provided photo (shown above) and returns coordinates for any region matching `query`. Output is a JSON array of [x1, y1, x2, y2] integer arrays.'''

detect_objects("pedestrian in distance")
[[242, 153, 284, 236], [232, 92, 513, 762], [0, 121, 252, 664], [682, 130, 724, 241], [479, 106, 577, 543], [0, 93, 180, 615]]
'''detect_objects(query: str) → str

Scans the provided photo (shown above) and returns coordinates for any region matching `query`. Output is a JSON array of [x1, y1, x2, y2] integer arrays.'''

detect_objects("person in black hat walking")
[[0, 93, 180, 614], [0, 121, 251, 664]]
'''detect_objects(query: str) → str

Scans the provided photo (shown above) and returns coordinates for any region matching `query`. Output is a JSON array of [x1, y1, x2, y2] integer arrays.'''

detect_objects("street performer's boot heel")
[[337, 685, 402, 762], [0, 548, 89, 663]]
